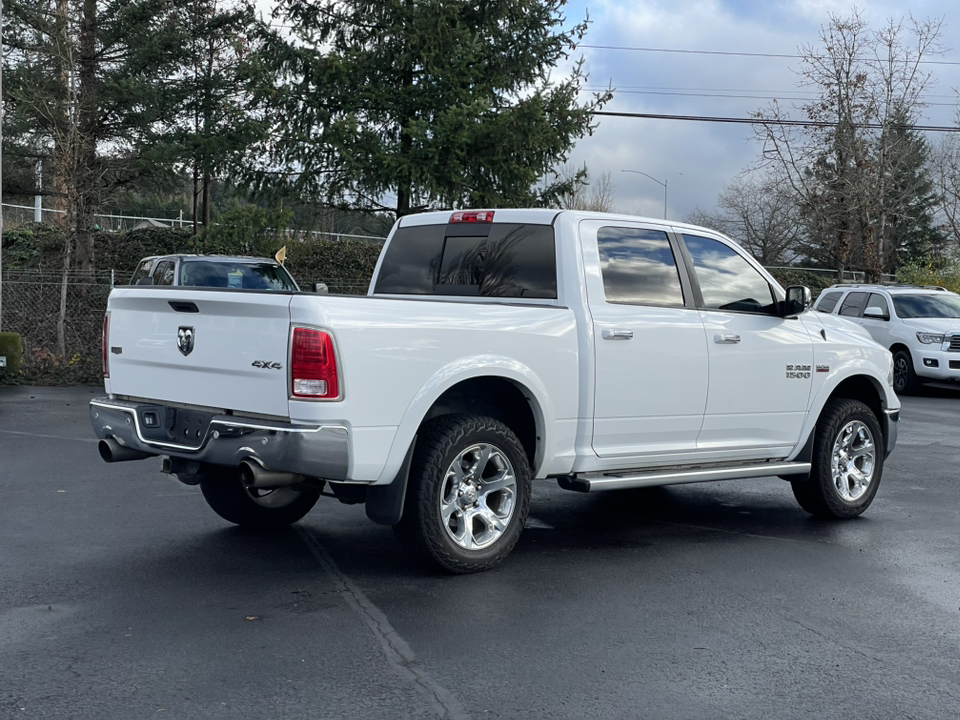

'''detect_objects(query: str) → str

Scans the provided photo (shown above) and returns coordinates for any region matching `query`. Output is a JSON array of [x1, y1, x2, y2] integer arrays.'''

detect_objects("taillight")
[[291, 327, 340, 399], [450, 210, 494, 223], [102, 313, 110, 378]]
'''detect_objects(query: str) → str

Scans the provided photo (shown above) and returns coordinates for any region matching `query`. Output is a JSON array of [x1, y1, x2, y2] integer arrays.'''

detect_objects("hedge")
[[1, 220, 384, 384]]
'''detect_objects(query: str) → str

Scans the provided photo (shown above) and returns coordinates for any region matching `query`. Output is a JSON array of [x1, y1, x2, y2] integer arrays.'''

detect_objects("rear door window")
[[815, 291, 843, 313], [375, 223, 557, 299], [838, 292, 868, 317], [596, 226, 685, 306]]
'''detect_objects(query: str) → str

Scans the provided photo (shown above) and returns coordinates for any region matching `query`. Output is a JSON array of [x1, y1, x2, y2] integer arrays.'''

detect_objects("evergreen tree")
[[241, 0, 610, 216], [879, 106, 946, 267], [3, 0, 194, 275], [172, 0, 263, 232]]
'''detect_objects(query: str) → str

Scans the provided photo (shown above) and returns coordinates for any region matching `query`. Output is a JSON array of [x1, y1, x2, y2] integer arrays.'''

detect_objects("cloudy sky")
[[560, 0, 960, 220]]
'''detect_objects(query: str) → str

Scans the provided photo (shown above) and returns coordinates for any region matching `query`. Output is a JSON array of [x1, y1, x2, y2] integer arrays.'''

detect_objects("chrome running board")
[[557, 461, 811, 493]]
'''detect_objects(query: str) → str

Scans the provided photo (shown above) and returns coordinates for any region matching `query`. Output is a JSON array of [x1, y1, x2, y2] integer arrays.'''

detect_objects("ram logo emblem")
[[177, 326, 195, 356]]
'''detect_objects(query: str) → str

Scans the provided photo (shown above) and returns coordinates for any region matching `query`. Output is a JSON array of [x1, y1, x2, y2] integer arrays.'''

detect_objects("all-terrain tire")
[[393, 414, 532, 574], [791, 398, 884, 519]]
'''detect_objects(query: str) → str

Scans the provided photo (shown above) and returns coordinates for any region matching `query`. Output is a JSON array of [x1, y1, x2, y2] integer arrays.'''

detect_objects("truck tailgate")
[[106, 289, 293, 418]]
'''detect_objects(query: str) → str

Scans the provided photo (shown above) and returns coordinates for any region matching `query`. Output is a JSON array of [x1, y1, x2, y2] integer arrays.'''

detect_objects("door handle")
[[714, 333, 741, 344], [602, 329, 634, 340]]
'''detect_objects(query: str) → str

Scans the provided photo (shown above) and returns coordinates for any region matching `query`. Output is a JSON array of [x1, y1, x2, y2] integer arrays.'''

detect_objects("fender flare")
[[373, 355, 556, 487], [788, 366, 891, 465]]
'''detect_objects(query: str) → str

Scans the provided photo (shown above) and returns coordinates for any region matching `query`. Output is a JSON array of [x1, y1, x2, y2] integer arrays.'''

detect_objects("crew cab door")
[[582, 221, 709, 458], [679, 233, 813, 452]]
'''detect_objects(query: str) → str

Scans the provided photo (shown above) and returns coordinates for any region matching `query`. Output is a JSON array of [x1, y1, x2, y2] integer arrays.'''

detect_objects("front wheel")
[[791, 398, 883, 519], [892, 349, 920, 395], [393, 414, 532, 574], [199, 467, 320, 530]]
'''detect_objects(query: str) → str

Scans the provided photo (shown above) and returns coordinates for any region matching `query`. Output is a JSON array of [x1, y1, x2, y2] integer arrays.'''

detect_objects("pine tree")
[[878, 106, 946, 269], [172, 0, 263, 232], [240, 0, 610, 216], [3, 0, 195, 275]]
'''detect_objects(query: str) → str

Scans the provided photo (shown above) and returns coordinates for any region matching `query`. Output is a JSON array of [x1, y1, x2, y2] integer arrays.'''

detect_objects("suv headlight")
[[916, 332, 945, 344]]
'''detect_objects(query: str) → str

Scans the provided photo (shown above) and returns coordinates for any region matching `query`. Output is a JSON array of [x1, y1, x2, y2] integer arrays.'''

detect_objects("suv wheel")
[[892, 349, 920, 395]]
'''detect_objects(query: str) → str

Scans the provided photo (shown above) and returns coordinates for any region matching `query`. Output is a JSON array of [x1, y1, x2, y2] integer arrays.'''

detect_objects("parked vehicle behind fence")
[[130, 254, 299, 292]]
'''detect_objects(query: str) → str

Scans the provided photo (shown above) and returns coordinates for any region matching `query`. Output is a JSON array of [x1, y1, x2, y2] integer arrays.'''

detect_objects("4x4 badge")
[[177, 326, 196, 356]]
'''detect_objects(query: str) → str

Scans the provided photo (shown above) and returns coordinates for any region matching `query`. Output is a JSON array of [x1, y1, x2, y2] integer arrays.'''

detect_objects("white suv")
[[814, 284, 960, 393]]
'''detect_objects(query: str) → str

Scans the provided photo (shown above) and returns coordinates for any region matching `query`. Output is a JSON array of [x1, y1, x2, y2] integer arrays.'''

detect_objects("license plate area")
[[137, 405, 216, 449]]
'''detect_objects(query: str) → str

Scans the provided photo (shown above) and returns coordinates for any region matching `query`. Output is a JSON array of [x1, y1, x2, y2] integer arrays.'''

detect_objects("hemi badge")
[[816, 365, 830, 373], [111, 347, 123, 355]]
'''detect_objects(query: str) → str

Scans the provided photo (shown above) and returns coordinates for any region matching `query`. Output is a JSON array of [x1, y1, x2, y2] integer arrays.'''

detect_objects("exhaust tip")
[[98, 439, 114, 462], [238, 460, 257, 488], [98, 437, 151, 463]]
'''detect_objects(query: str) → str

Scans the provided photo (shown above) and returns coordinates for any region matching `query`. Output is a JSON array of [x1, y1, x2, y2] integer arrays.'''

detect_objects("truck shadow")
[[911, 382, 960, 398]]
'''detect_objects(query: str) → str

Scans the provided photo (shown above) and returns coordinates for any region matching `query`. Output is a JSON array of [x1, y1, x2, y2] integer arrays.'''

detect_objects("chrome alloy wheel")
[[244, 486, 302, 509], [831, 420, 877, 502], [439, 443, 518, 550]]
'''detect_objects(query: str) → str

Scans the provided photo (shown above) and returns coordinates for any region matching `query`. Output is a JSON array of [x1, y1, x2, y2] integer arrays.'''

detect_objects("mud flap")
[[365, 437, 416, 526]]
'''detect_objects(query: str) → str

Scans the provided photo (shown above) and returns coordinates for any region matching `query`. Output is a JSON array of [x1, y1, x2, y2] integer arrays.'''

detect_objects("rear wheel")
[[791, 398, 883, 519], [892, 349, 920, 395], [199, 467, 320, 530], [393, 414, 532, 574]]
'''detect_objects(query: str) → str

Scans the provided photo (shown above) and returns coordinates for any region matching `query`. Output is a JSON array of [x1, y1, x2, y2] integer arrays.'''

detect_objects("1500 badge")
[[786, 364, 811, 379]]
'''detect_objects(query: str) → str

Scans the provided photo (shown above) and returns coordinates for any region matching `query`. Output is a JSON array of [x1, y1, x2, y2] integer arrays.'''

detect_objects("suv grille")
[[949, 335, 960, 351]]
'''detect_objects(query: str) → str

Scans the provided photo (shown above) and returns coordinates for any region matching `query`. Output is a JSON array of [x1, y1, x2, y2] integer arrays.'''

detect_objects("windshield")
[[179, 260, 298, 291], [891, 293, 960, 319]]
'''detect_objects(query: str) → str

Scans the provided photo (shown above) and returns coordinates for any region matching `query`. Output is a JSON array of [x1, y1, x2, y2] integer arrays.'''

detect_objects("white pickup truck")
[[91, 209, 900, 573]]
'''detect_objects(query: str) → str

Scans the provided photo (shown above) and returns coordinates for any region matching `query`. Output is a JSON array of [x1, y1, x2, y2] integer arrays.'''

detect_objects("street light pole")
[[621, 169, 667, 220]]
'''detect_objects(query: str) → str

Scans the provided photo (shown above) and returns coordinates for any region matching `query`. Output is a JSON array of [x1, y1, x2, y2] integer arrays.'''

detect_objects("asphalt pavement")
[[2, 385, 959, 719]]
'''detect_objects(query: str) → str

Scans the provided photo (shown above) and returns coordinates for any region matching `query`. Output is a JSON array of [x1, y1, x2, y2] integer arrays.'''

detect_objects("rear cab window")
[[179, 260, 298, 291], [374, 221, 557, 299]]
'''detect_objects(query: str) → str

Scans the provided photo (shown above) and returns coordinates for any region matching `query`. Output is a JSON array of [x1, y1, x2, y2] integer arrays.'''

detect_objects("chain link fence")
[[1, 270, 112, 382]]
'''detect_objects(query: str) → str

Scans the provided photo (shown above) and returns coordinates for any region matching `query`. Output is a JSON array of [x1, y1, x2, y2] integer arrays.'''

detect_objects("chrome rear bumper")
[[89, 397, 349, 480]]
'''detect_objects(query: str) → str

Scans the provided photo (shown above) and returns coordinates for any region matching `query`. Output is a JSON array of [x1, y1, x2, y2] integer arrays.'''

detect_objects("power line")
[[586, 83, 960, 100], [591, 110, 960, 132], [582, 87, 959, 107], [579, 44, 960, 67]]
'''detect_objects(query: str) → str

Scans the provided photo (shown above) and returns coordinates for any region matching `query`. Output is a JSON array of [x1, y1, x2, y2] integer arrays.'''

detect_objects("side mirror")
[[135, 277, 154, 286], [782, 286, 812, 317], [313, 282, 329, 294], [863, 306, 889, 321]]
